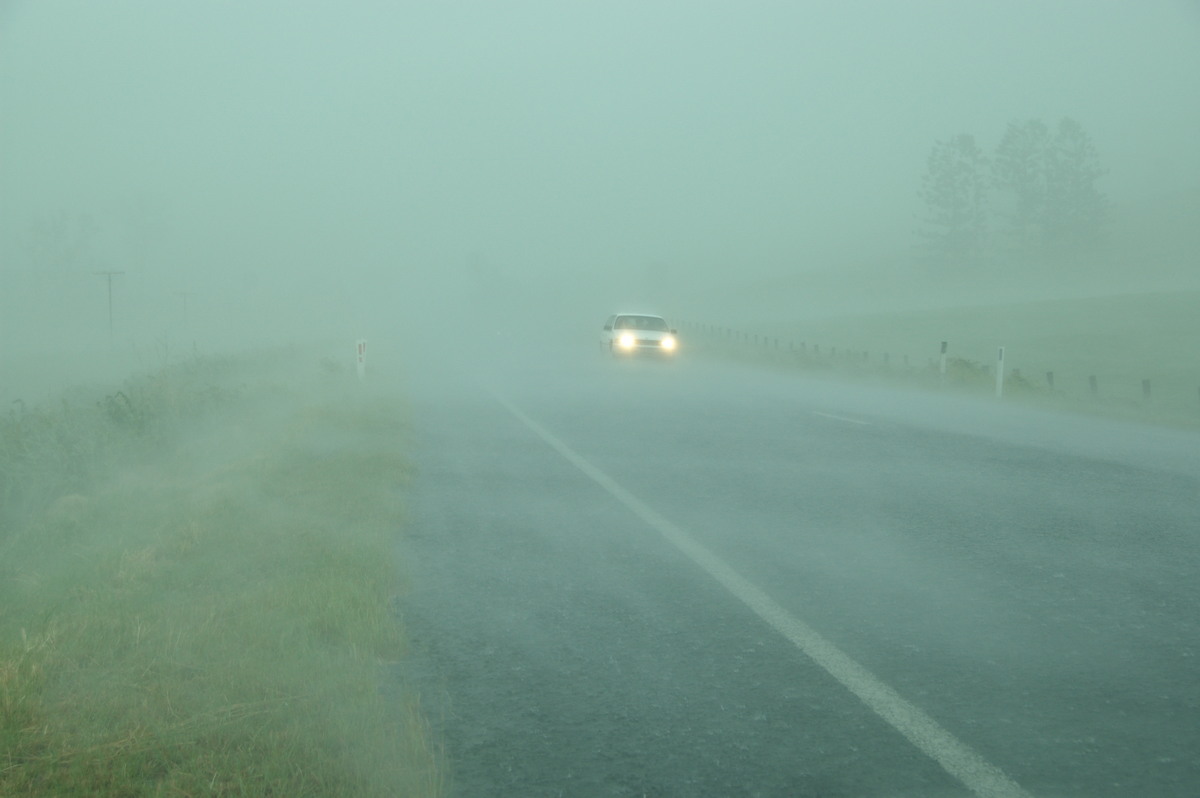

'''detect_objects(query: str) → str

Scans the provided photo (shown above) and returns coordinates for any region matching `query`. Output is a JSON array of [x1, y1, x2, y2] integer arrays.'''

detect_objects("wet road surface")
[[393, 346, 1200, 797]]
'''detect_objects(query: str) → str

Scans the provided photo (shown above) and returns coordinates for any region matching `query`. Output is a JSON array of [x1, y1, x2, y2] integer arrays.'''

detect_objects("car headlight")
[[618, 333, 636, 349], [660, 335, 676, 351]]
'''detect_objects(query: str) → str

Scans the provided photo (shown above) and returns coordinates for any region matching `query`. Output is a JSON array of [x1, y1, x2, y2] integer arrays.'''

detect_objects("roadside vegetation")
[[0, 350, 441, 797], [681, 288, 1200, 430]]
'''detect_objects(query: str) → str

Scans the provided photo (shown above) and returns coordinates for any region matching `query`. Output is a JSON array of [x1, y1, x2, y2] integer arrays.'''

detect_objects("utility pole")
[[94, 270, 125, 348]]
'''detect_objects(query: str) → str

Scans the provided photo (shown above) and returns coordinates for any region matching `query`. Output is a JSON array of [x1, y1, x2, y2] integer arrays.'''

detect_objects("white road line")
[[812, 411, 873, 426], [494, 393, 1033, 798]]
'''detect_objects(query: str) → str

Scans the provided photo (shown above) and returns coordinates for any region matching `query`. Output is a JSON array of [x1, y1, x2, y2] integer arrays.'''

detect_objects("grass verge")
[[0, 350, 441, 797]]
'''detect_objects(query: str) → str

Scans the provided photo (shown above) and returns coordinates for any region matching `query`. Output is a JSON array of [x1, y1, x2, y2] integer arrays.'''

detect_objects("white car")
[[601, 313, 679, 357]]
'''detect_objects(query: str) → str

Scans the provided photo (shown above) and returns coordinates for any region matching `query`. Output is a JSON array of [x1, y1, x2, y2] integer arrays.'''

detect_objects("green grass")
[[0, 352, 442, 797], [682, 289, 1200, 428]]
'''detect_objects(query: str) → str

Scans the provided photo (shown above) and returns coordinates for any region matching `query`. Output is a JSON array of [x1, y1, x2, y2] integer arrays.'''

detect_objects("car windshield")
[[616, 316, 668, 331]]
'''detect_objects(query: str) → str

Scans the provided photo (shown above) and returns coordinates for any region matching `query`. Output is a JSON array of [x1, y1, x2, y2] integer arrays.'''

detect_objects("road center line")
[[494, 393, 1033, 798]]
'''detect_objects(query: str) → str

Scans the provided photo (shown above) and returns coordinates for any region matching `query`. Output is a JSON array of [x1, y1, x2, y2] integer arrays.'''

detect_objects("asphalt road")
[[392, 342, 1200, 798]]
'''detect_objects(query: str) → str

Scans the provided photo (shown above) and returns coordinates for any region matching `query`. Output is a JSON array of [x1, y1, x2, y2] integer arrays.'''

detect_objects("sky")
[[1, 0, 1198, 356]]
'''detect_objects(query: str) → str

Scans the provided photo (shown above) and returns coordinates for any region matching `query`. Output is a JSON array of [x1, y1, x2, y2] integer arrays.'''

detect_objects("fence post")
[[939, 341, 948, 386]]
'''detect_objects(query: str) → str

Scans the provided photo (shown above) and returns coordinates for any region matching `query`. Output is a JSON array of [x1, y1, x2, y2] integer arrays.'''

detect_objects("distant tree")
[[1043, 117, 1107, 248], [991, 117, 1107, 255], [28, 210, 96, 273], [991, 118, 1050, 254], [917, 134, 990, 266]]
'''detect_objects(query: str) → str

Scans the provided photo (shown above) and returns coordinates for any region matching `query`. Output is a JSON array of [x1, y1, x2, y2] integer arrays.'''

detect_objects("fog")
[[2, 1, 1199, 396], [5, 6, 1200, 794]]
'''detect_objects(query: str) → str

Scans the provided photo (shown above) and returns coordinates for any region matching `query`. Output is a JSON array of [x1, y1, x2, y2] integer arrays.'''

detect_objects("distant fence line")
[[674, 319, 1200, 420]]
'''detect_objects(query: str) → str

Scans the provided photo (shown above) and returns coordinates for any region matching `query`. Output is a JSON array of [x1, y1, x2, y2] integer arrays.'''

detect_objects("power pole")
[[94, 270, 125, 348]]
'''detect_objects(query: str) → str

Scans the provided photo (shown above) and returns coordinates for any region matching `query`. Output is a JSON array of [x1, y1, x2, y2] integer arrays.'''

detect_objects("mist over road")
[[394, 343, 1200, 797]]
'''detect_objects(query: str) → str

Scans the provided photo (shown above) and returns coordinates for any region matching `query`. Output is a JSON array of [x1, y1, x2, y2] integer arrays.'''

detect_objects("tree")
[[1044, 117, 1107, 248], [917, 134, 990, 266], [991, 118, 1050, 254], [991, 117, 1107, 254], [28, 210, 96, 273]]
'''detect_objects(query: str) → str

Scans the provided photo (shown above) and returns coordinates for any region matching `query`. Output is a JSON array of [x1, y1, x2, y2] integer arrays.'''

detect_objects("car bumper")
[[609, 341, 677, 357]]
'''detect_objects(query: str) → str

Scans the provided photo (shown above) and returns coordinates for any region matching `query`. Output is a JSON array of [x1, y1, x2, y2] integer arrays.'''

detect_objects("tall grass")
[[0, 356, 239, 532], [0, 351, 442, 797]]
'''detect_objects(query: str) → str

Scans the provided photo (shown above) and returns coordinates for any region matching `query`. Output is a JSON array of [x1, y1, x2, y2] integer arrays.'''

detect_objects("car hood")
[[616, 329, 671, 339]]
